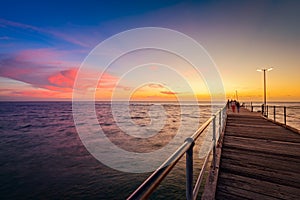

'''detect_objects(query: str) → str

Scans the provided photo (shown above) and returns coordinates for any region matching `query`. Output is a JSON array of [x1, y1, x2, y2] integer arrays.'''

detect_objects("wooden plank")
[[221, 148, 300, 173], [224, 128, 300, 143], [219, 158, 300, 188], [223, 136, 300, 158], [217, 172, 300, 200], [216, 184, 280, 200]]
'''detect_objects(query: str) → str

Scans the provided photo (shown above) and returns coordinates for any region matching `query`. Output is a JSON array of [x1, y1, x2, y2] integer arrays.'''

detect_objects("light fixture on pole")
[[257, 67, 273, 115]]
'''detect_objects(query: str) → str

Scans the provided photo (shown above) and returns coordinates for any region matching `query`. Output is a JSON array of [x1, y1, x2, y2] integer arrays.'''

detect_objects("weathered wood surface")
[[215, 108, 300, 200]]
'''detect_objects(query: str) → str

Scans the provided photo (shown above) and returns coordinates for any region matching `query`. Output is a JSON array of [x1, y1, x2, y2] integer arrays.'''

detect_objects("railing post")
[[212, 115, 216, 170], [219, 110, 221, 137], [262, 104, 264, 116], [186, 139, 194, 200], [266, 105, 268, 118], [274, 106, 276, 122], [284, 106, 286, 125], [251, 105, 253, 112], [223, 107, 226, 126]]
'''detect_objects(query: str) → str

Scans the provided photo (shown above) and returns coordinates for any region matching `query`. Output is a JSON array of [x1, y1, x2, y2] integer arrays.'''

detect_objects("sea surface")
[[0, 101, 299, 199]]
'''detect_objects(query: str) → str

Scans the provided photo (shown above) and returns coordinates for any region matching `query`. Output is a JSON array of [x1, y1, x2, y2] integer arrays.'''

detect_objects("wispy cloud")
[[147, 83, 164, 88], [160, 91, 178, 95], [0, 36, 11, 40], [14, 48, 80, 67], [0, 18, 90, 47]]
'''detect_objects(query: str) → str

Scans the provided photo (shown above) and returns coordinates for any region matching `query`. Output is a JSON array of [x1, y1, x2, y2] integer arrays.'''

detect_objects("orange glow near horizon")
[[1, 64, 300, 102], [1, 67, 300, 102], [129, 84, 178, 102]]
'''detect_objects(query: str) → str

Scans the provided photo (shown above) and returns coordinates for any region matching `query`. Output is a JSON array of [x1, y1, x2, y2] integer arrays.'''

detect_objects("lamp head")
[[257, 67, 274, 72]]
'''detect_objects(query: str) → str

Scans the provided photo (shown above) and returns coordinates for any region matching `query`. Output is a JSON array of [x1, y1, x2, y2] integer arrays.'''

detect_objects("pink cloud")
[[47, 68, 125, 92], [97, 72, 132, 91], [0, 49, 79, 95], [0, 48, 79, 86], [48, 68, 77, 88], [149, 66, 158, 70]]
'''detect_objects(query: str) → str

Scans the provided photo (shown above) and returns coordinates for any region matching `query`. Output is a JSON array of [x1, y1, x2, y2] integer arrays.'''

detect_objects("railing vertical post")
[[223, 107, 226, 126], [221, 108, 224, 129], [284, 106, 286, 125], [266, 105, 268, 118], [186, 141, 194, 200], [262, 104, 264, 116], [274, 106, 276, 122], [219, 110, 221, 137], [212, 115, 216, 170], [251, 105, 253, 112]]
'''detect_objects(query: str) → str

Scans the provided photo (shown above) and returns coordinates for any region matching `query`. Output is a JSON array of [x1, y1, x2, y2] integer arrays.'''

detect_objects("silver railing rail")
[[127, 105, 227, 200], [247, 103, 300, 129]]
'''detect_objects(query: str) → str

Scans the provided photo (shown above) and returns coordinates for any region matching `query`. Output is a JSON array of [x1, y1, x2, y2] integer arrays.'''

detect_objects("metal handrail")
[[127, 105, 227, 200], [247, 104, 299, 127]]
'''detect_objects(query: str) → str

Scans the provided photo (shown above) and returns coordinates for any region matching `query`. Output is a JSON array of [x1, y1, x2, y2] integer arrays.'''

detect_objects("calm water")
[[0, 101, 299, 199], [0, 102, 218, 199]]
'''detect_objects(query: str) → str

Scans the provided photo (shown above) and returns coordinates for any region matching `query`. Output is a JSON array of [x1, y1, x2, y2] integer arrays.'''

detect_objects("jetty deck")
[[214, 108, 300, 199]]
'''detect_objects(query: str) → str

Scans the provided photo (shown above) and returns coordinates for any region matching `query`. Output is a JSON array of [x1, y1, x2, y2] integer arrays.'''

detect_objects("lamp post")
[[257, 67, 273, 115]]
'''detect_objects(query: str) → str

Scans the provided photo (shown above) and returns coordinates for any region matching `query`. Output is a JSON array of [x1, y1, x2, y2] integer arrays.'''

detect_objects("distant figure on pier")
[[231, 100, 236, 112], [236, 101, 240, 113], [227, 99, 230, 109]]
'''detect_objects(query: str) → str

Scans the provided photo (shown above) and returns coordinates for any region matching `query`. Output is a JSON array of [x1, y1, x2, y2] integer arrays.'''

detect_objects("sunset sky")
[[1, 0, 299, 102]]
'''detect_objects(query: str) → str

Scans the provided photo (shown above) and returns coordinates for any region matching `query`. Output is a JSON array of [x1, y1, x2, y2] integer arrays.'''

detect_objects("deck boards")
[[215, 108, 300, 199]]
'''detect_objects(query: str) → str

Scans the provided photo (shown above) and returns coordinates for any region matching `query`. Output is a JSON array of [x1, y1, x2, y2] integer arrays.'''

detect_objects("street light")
[[257, 67, 273, 115]]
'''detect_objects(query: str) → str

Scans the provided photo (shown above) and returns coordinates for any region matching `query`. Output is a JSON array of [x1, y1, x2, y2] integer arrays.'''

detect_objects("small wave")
[[101, 123, 112, 126], [14, 124, 32, 130], [131, 116, 144, 119], [153, 143, 163, 148]]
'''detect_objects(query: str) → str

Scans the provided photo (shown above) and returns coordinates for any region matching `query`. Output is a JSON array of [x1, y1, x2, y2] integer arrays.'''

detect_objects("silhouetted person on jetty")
[[227, 99, 230, 109], [236, 101, 240, 113], [231, 100, 236, 112]]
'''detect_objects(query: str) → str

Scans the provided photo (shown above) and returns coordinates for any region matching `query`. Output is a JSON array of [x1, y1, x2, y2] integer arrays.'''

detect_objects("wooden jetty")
[[211, 108, 300, 199]]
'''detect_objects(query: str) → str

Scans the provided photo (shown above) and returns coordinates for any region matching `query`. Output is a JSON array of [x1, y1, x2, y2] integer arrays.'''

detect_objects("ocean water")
[[0, 102, 220, 200], [0, 101, 299, 199]]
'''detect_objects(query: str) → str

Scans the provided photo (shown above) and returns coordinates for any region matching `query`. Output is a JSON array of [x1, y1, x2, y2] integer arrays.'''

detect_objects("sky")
[[0, 0, 299, 102]]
